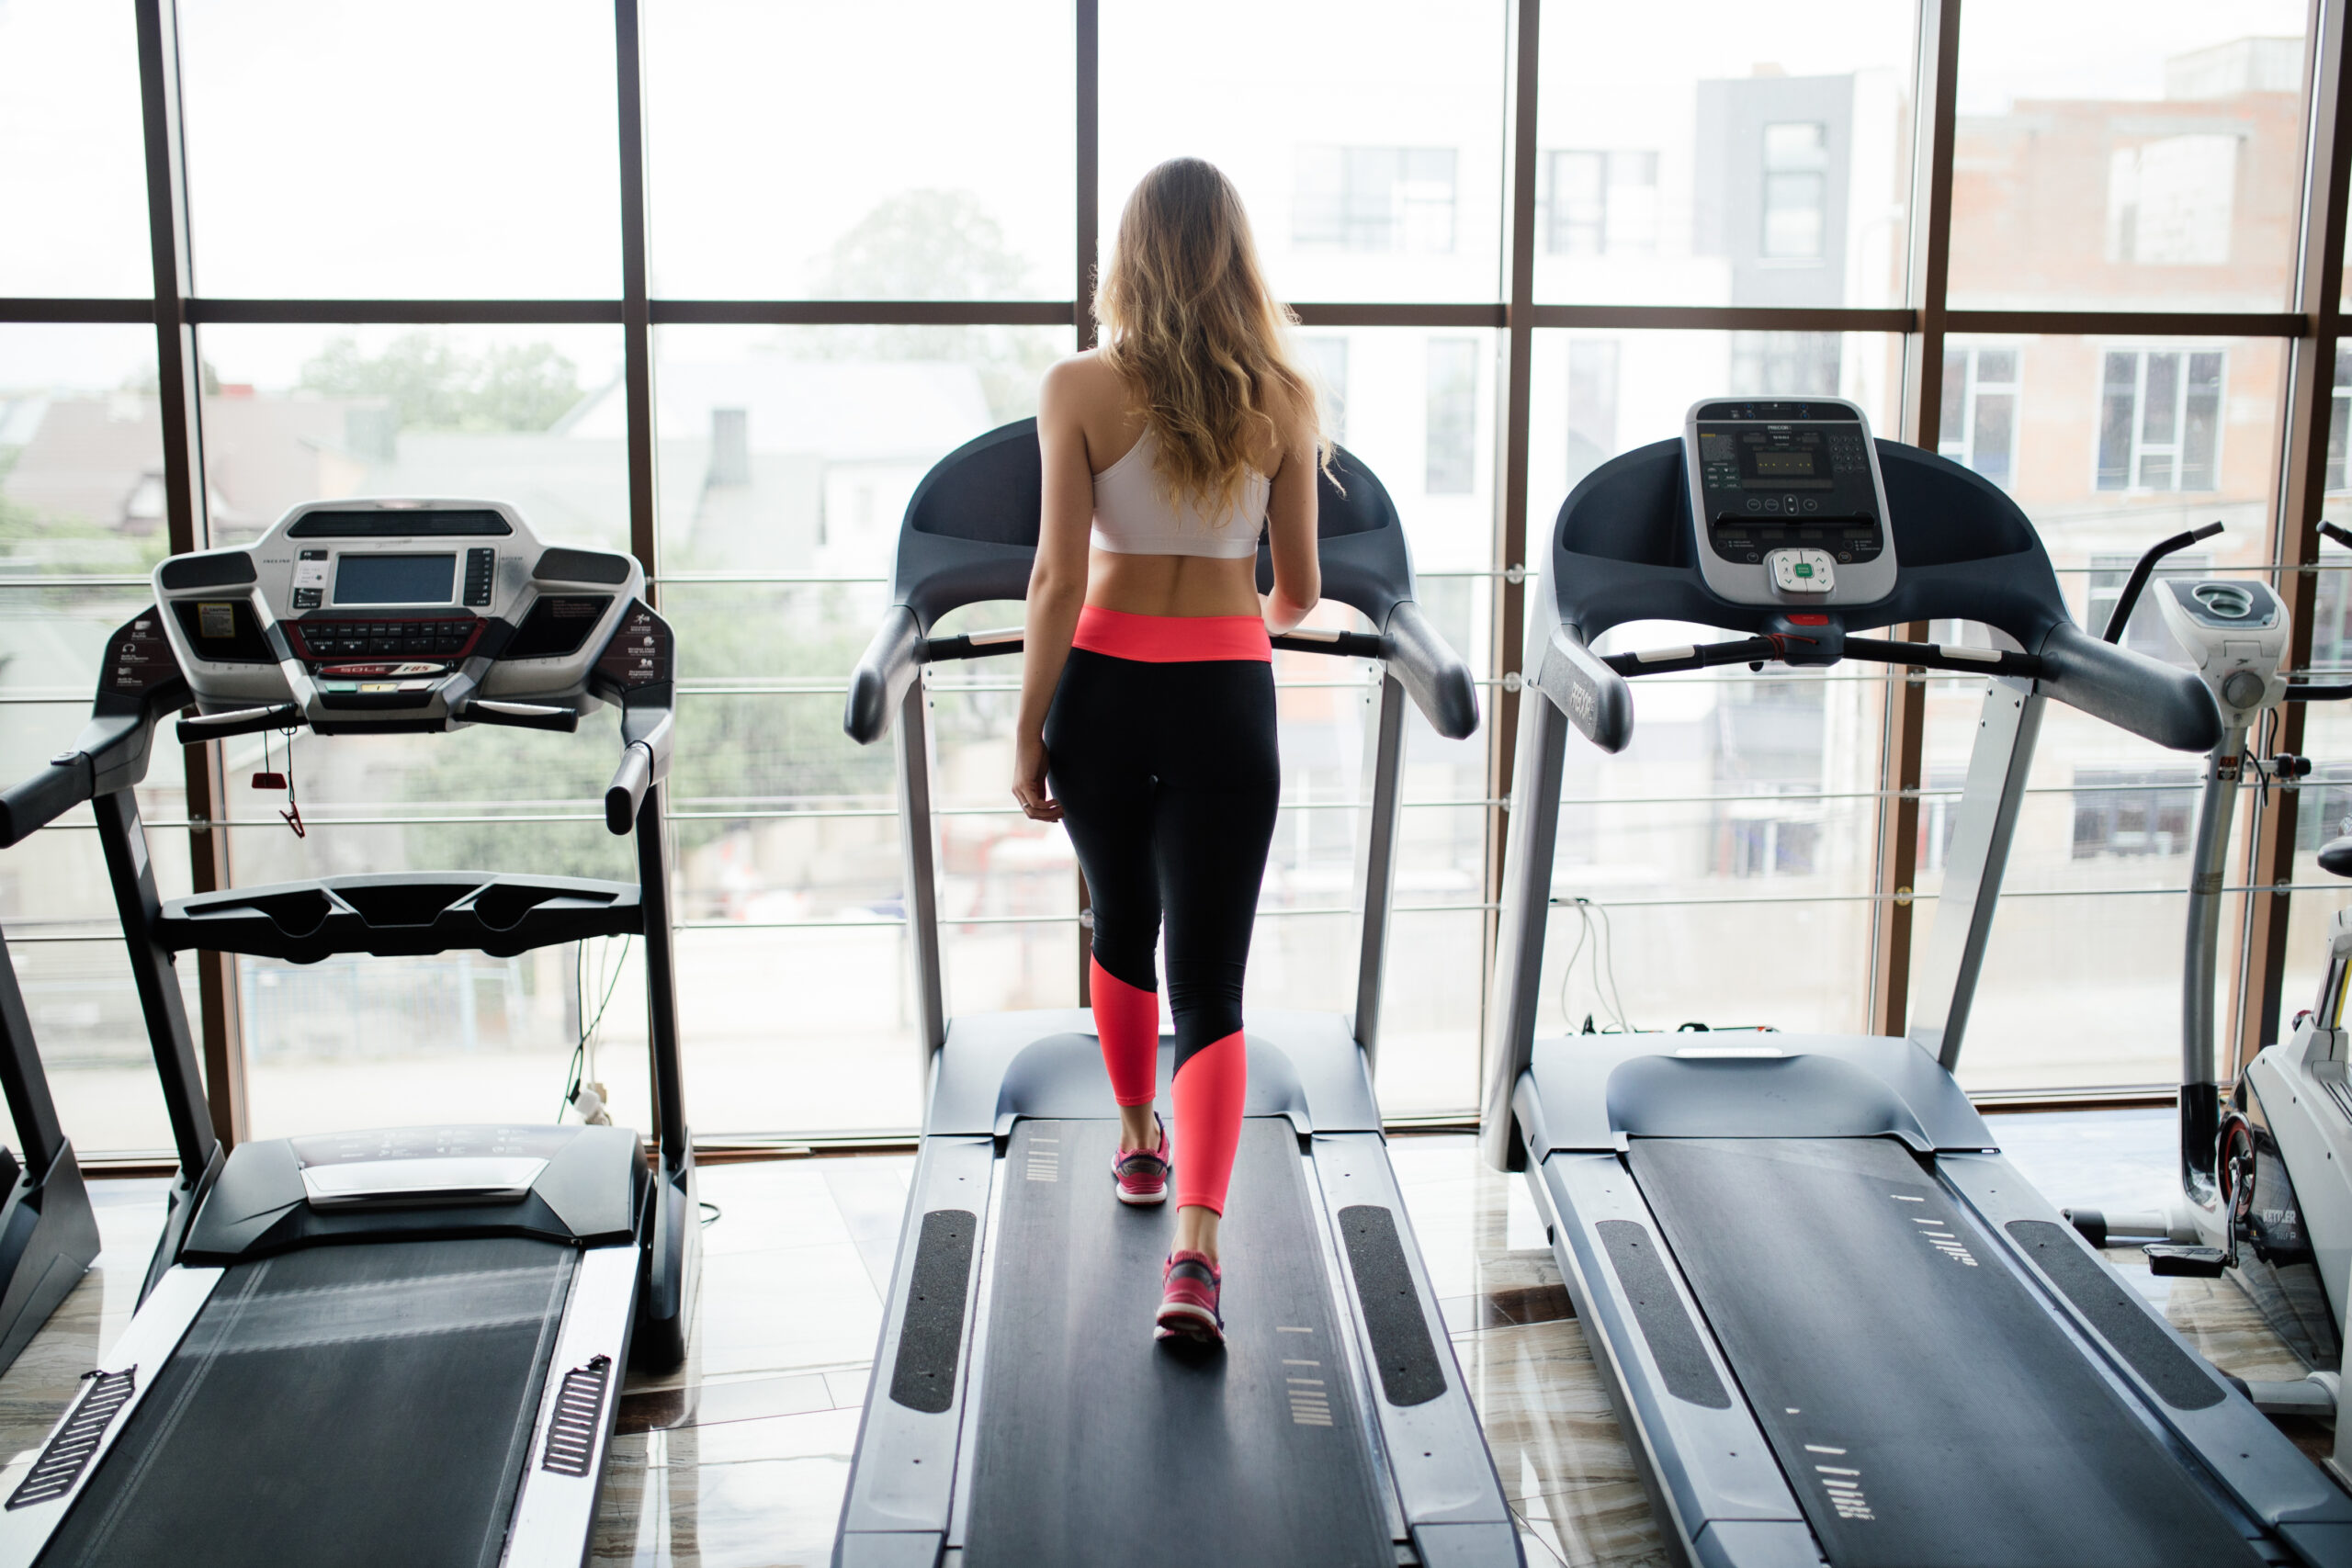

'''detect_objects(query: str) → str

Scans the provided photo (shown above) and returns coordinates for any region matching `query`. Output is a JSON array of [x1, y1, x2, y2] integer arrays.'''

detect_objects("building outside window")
[[1760, 121, 1827, 261], [1295, 146, 1457, 254], [1301, 336, 1349, 445], [1939, 345, 2020, 490], [2097, 348, 2223, 491], [1728, 331, 1838, 396], [1425, 337, 1477, 494], [2107, 135, 2238, 267], [1544, 150, 1658, 256], [2072, 767, 2199, 858]]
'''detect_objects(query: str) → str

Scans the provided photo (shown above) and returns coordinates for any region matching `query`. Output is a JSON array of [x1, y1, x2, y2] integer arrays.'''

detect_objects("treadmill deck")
[[1628, 1136, 2261, 1568], [34, 1236, 573, 1568], [961, 1118, 1396, 1567]]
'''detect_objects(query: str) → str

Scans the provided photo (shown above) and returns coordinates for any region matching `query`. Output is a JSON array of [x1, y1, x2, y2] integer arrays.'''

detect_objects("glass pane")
[[1533, 1, 1915, 307], [244, 945, 650, 1141], [1102, 0, 1507, 303], [1918, 337, 2284, 1089], [176, 1, 621, 298], [0, 332, 186, 1155], [1, 324, 170, 567], [1951, 3, 2310, 310], [193, 323, 628, 549], [1529, 329, 1903, 502], [648, 324, 1066, 573], [645, 0, 1072, 299], [681, 924, 919, 1135], [1529, 335, 1900, 1035], [0, 0, 151, 296]]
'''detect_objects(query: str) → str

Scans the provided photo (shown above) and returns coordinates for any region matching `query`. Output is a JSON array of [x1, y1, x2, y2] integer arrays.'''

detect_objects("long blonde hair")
[[1094, 158, 1329, 517]]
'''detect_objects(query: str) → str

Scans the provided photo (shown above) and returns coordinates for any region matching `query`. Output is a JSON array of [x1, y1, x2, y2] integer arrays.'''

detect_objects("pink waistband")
[[1071, 605, 1272, 663]]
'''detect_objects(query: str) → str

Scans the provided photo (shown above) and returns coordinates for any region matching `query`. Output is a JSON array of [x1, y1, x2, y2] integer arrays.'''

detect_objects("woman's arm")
[[1261, 397, 1321, 636], [1012, 360, 1097, 823]]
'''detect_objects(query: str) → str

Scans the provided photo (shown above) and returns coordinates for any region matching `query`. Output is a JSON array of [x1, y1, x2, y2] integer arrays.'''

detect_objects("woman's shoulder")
[[1042, 349, 1125, 403]]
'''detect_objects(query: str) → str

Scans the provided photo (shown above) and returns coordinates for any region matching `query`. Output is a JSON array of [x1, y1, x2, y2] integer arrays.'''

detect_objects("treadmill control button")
[[464, 547, 496, 607], [1767, 547, 1836, 595]]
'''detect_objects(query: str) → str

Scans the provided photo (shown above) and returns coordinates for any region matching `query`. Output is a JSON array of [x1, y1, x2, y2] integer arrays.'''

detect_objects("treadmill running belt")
[[963, 1119, 1396, 1568], [1627, 1138, 2261, 1568], [38, 1235, 574, 1568]]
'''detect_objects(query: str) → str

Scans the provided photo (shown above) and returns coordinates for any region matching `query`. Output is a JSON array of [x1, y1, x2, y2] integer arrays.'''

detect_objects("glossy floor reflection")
[[0, 1111, 2325, 1568]]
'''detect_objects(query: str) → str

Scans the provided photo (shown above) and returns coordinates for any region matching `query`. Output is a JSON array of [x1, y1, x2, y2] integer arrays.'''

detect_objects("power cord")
[[1555, 896, 1636, 1034], [562, 933, 630, 1124]]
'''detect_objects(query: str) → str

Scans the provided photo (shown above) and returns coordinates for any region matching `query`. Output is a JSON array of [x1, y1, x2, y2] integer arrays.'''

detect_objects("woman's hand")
[[1012, 734, 1062, 822]]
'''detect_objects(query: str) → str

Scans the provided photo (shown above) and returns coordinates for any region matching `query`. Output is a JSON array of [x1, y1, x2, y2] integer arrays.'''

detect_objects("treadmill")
[[0, 499, 697, 1567], [831, 420, 1520, 1568], [1476, 397, 2352, 1568], [0, 807, 107, 1373]]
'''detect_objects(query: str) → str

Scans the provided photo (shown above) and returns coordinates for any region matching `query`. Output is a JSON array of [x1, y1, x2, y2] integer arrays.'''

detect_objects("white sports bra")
[[1090, 425, 1269, 559]]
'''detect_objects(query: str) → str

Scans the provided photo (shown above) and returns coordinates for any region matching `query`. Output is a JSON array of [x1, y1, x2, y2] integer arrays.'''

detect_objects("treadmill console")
[[1682, 397, 1897, 607], [152, 499, 655, 732]]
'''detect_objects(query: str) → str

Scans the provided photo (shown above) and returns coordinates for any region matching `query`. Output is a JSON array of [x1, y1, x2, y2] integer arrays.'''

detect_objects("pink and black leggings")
[[1044, 607, 1280, 1216]]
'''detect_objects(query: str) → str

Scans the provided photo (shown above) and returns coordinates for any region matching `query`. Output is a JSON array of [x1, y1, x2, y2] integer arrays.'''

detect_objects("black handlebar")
[[175, 703, 305, 744], [606, 744, 653, 834], [0, 752, 95, 849], [844, 599, 1481, 744], [1600, 635, 2043, 681], [456, 700, 581, 734], [920, 626, 1393, 663], [2102, 521, 2224, 644]]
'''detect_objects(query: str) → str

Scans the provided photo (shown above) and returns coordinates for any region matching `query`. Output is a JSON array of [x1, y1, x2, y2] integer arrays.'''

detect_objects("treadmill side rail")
[[1529, 1149, 1812, 1558], [835, 1135, 994, 1556], [500, 1242, 640, 1568], [1946, 1154, 2352, 1548], [1309, 1132, 1517, 1537], [0, 1266, 223, 1566]]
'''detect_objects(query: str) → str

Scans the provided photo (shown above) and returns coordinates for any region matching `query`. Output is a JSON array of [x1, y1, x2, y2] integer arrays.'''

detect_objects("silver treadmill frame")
[[1479, 623, 2352, 1568], [833, 668, 1524, 1568]]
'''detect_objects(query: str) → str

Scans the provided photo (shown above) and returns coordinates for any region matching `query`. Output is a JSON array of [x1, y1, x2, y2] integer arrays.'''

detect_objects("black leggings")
[[1046, 647, 1282, 1072]]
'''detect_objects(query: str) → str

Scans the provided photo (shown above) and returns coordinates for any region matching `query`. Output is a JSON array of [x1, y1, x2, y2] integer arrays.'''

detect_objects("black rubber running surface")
[[38, 1236, 574, 1568], [1627, 1138, 2262, 1568], [964, 1119, 1395, 1568]]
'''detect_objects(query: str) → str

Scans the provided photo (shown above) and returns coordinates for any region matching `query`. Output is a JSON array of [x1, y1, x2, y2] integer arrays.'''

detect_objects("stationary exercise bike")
[[2064, 520, 2352, 1462]]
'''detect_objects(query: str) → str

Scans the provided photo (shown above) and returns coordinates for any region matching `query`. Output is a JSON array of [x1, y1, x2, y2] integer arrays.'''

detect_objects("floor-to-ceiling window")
[[4, 0, 2349, 1154]]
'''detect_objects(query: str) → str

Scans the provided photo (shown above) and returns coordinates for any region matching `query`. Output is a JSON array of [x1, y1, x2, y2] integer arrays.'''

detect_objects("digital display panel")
[[1751, 449, 1817, 478], [334, 552, 456, 605]]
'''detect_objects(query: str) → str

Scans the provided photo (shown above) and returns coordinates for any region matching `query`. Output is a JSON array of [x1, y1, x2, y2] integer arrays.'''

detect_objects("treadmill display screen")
[[1751, 449, 1817, 479], [334, 553, 456, 605]]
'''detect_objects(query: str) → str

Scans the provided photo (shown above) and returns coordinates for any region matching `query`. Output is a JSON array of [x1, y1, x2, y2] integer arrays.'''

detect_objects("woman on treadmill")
[[1011, 157, 1324, 1346]]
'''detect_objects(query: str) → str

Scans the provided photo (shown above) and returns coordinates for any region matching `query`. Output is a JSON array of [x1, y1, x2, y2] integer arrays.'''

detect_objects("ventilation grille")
[[9, 1368, 136, 1509], [540, 1355, 612, 1477]]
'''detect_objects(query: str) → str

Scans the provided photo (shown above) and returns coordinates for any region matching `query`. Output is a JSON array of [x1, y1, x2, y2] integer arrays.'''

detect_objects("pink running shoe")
[[1155, 1250, 1224, 1344], [1112, 1116, 1171, 1206]]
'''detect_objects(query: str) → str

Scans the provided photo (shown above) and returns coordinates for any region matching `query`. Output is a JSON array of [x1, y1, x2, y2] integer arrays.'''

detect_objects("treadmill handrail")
[[871, 599, 1479, 743], [845, 606, 922, 745], [2033, 619, 2221, 753], [1536, 617, 2217, 756]]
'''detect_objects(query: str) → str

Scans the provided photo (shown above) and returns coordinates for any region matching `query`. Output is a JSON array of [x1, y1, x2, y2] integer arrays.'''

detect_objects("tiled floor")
[[0, 1111, 2326, 1568]]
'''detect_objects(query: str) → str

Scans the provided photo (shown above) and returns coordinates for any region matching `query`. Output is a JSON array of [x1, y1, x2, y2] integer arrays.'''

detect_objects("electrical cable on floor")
[[699, 1201, 722, 1227]]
